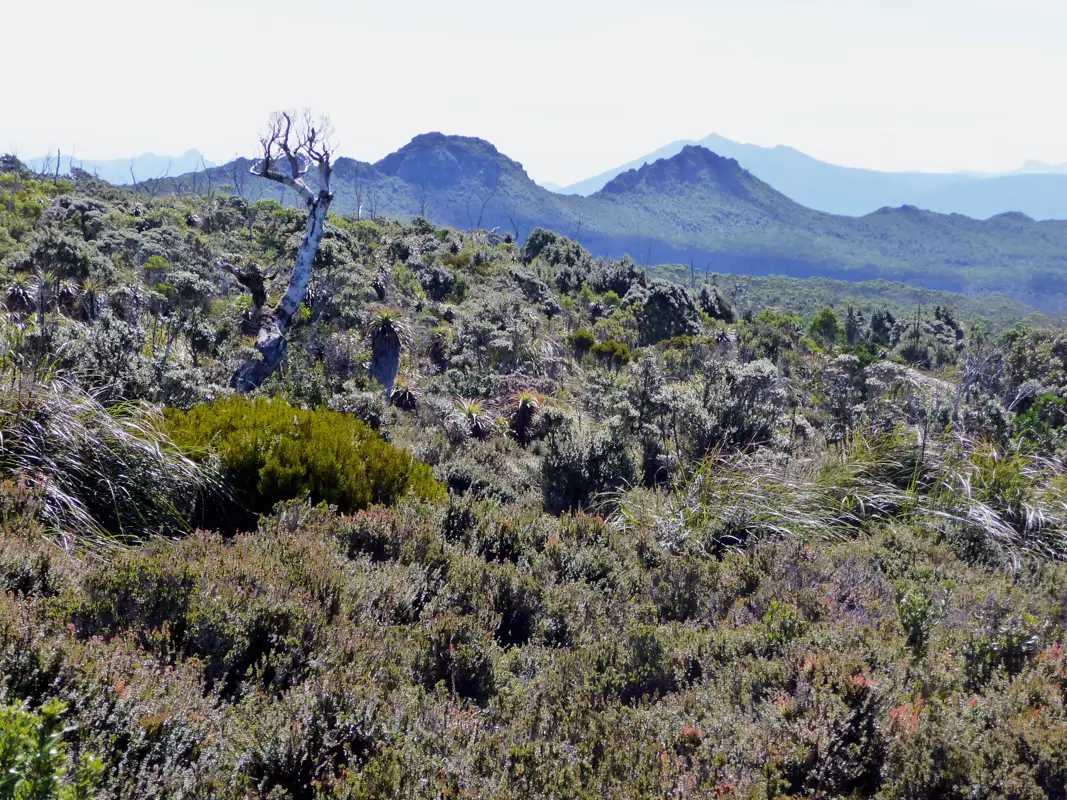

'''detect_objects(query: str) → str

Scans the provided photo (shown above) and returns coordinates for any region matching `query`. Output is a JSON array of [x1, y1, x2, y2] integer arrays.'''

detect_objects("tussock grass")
[[613, 429, 1067, 566], [0, 373, 209, 549]]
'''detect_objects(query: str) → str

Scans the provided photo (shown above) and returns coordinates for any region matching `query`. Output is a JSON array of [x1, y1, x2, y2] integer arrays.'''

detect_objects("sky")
[[3, 0, 1066, 186]]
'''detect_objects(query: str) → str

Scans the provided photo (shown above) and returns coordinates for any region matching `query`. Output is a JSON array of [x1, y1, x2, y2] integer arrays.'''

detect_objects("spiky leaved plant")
[[54, 278, 79, 315], [80, 275, 105, 322], [427, 325, 451, 373], [456, 398, 492, 441], [367, 310, 408, 397], [4, 274, 34, 314], [492, 414, 511, 439], [34, 271, 58, 315], [390, 377, 419, 411], [509, 390, 542, 446]]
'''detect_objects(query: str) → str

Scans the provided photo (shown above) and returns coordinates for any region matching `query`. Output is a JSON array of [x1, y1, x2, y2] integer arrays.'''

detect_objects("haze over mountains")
[[26, 149, 214, 186], [555, 135, 1067, 220], [160, 133, 1067, 313]]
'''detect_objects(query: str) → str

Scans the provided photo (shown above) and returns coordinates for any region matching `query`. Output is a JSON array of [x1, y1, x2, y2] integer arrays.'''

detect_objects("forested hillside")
[[3, 152, 1067, 798], [157, 137, 1067, 312]]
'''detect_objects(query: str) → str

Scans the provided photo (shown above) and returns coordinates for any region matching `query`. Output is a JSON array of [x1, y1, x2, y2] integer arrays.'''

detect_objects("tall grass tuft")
[[614, 428, 1067, 565], [0, 373, 209, 549]]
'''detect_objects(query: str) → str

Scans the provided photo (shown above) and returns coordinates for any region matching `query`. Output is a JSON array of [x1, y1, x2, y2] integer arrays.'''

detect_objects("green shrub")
[[1015, 393, 1067, 452], [568, 328, 595, 359], [0, 699, 102, 799], [638, 280, 700, 345], [415, 615, 496, 702], [590, 339, 631, 371], [762, 600, 807, 652], [165, 396, 444, 532], [442, 251, 472, 270], [894, 576, 943, 659], [541, 421, 635, 515]]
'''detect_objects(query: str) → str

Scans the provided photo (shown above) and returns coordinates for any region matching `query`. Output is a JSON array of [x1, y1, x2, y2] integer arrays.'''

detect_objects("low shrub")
[[165, 395, 444, 532], [414, 615, 496, 702], [542, 420, 635, 514]]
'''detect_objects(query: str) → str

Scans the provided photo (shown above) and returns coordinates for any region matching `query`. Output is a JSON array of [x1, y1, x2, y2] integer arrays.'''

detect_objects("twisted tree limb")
[[230, 111, 334, 391]]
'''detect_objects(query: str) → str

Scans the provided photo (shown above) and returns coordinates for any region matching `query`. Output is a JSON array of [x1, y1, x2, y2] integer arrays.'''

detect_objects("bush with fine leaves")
[[165, 395, 444, 531], [542, 416, 635, 514]]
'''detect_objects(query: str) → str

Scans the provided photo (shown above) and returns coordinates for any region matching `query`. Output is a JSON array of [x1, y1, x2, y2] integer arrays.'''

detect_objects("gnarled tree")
[[230, 111, 334, 391]]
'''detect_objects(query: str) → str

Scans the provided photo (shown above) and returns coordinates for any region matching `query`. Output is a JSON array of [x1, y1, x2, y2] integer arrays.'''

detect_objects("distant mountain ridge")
[[157, 134, 1067, 312], [558, 135, 1067, 220], [1014, 160, 1067, 176], [26, 150, 215, 186]]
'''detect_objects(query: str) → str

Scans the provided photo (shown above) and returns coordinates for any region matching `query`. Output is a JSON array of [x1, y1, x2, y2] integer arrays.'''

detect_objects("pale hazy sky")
[[3, 0, 1066, 185]]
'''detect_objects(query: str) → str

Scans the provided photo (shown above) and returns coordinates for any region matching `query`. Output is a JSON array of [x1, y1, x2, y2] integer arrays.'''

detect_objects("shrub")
[[698, 284, 736, 323], [568, 328, 595, 359], [414, 615, 496, 702], [590, 339, 631, 371], [0, 699, 102, 799], [165, 396, 444, 532], [1015, 393, 1067, 452], [808, 305, 844, 350], [638, 280, 700, 345], [542, 420, 635, 514]]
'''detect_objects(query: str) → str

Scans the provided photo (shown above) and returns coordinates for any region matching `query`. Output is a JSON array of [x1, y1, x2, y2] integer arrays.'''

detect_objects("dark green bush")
[[542, 421, 635, 515], [415, 615, 496, 702], [165, 396, 444, 532], [590, 338, 631, 371], [569, 328, 595, 359], [1015, 393, 1067, 452], [638, 280, 700, 345]]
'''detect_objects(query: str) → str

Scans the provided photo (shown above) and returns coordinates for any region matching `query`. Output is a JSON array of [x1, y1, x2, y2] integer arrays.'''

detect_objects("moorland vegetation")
[[2, 136, 1067, 798]]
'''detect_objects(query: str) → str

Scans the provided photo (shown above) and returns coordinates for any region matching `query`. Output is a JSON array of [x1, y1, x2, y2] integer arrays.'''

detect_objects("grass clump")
[[0, 375, 206, 548], [165, 395, 444, 532]]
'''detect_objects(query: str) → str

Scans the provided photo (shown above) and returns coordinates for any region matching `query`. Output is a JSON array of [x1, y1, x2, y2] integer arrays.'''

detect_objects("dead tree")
[[230, 110, 334, 391], [502, 206, 520, 242], [466, 188, 496, 230], [354, 163, 364, 220]]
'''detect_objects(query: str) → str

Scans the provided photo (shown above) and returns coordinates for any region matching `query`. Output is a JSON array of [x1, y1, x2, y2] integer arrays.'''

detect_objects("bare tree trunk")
[[231, 189, 330, 390], [230, 111, 334, 391]]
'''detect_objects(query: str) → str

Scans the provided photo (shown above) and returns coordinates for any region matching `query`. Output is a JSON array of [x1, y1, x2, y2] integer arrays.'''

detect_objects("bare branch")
[[250, 110, 333, 205]]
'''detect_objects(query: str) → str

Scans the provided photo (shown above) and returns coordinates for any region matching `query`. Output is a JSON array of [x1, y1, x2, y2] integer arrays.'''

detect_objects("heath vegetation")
[[2, 142, 1067, 798]]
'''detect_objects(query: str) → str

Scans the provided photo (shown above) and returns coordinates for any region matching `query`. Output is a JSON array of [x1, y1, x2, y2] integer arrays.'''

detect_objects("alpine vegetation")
[[2, 113, 1067, 798]]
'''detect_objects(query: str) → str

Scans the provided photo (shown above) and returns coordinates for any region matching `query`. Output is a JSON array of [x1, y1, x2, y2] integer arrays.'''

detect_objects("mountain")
[[162, 137, 1067, 312], [557, 139, 699, 197], [909, 174, 1067, 221], [1014, 160, 1067, 175], [558, 135, 1067, 220], [26, 149, 215, 185]]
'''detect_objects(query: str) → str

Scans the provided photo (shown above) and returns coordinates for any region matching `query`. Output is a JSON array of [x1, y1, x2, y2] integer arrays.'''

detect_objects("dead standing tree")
[[230, 110, 334, 391]]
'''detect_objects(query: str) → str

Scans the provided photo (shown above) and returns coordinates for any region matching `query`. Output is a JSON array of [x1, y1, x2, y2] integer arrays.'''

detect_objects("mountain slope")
[[559, 135, 1067, 220], [1014, 160, 1067, 175], [160, 138, 1067, 311]]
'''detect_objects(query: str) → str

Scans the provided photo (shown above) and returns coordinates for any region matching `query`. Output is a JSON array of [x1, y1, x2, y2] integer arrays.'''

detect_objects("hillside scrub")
[[1, 160, 1067, 796]]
